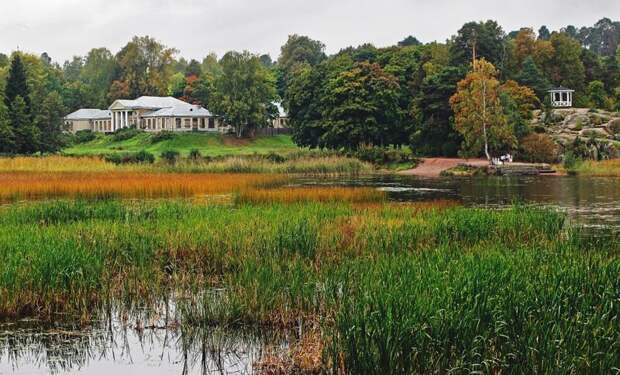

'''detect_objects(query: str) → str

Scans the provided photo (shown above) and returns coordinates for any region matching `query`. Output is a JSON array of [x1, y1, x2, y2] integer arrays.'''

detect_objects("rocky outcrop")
[[531, 108, 620, 148]]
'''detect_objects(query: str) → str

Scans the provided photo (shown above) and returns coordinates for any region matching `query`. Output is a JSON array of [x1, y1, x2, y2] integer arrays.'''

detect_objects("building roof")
[[64, 109, 111, 120], [142, 105, 212, 118], [548, 86, 575, 92], [110, 96, 194, 110]]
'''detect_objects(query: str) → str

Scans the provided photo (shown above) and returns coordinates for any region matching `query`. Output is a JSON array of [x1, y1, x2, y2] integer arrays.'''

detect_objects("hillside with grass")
[[63, 131, 300, 157]]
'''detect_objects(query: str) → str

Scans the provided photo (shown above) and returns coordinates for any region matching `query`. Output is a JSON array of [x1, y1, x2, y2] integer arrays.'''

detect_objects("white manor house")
[[64, 96, 288, 134]]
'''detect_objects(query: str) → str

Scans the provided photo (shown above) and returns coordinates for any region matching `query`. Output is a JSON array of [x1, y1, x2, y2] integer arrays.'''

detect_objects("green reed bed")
[[0, 200, 618, 372]]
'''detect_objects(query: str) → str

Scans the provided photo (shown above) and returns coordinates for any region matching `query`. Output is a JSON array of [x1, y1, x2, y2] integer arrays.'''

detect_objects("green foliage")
[[320, 61, 403, 149], [35, 91, 67, 153], [10, 96, 39, 154], [588, 80, 607, 108], [150, 130, 176, 143], [104, 150, 155, 164], [160, 149, 180, 163], [114, 36, 178, 98], [73, 130, 97, 144], [0, 101, 15, 153], [410, 66, 465, 156], [209, 51, 277, 138], [111, 127, 142, 142], [449, 20, 506, 67], [516, 56, 550, 99], [4, 54, 30, 110], [351, 146, 416, 165], [188, 148, 202, 160]]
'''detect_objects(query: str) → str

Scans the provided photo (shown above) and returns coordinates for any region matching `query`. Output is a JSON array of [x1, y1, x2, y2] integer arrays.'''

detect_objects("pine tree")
[[10, 96, 39, 154], [35, 92, 67, 153], [5, 54, 30, 110], [516, 56, 551, 100], [0, 101, 15, 154]]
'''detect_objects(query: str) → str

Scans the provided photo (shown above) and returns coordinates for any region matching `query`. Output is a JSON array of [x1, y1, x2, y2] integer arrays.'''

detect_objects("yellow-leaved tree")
[[450, 59, 516, 160]]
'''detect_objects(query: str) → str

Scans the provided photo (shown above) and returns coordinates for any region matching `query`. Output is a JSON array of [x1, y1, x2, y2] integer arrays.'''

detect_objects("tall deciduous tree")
[[116, 36, 177, 98], [449, 20, 506, 68], [548, 32, 586, 92], [450, 59, 516, 160], [210, 51, 277, 138], [410, 66, 466, 156], [320, 61, 401, 149], [80, 48, 117, 108], [277, 35, 326, 98]]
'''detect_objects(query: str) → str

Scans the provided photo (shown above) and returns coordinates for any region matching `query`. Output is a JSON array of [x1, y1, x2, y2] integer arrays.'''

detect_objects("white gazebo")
[[548, 87, 574, 107]]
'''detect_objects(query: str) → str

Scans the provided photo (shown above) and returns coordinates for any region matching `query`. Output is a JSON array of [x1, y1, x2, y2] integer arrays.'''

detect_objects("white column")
[[124, 111, 129, 128], [111, 112, 115, 131]]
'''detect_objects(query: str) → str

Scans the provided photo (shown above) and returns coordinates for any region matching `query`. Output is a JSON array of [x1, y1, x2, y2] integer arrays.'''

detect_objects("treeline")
[[283, 19, 620, 155], [0, 18, 619, 155]]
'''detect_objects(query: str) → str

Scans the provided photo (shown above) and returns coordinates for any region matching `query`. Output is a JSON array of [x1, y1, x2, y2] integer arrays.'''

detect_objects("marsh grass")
[[571, 158, 620, 176], [0, 172, 286, 201], [0, 200, 618, 372], [235, 187, 386, 204]]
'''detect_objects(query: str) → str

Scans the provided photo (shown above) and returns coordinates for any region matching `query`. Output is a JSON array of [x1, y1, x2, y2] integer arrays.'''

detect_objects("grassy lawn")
[[63, 132, 300, 157]]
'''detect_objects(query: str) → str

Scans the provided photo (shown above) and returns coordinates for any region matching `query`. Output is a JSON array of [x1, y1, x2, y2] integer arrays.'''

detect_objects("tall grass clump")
[[0, 199, 618, 372], [0, 172, 286, 201], [235, 187, 386, 204]]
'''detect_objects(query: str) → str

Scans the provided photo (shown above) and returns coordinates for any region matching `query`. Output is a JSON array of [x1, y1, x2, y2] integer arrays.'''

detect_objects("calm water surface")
[[295, 175, 620, 230], [1, 175, 618, 374]]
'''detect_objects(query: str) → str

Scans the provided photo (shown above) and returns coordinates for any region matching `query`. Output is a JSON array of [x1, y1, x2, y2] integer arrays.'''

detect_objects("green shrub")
[[352, 146, 415, 165], [161, 150, 180, 164], [150, 130, 176, 144], [112, 127, 142, 142], [104, 150, 155, 164], [188, 149, 202, 161], [74, 130, 97, 144], [135, 150, 155, 164]]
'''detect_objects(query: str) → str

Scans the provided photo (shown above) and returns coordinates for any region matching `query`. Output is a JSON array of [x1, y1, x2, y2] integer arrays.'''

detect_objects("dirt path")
[[399, 158, 488, 177]]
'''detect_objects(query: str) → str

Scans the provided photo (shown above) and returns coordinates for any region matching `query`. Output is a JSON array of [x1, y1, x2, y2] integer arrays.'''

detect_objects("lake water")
[[295, 175, 620, 230], [1, 175, 619, 374]]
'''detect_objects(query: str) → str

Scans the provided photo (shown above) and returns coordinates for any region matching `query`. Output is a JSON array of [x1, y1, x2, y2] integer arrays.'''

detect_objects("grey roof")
[[64, 109, 111, 120], [548, 86, 575, 92], [110, 96, 193, 110], [142, 105, 212, 118]]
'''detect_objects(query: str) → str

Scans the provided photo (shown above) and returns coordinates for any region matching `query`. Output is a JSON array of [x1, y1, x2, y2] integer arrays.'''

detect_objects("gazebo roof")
[[548, 86, 575, 92]]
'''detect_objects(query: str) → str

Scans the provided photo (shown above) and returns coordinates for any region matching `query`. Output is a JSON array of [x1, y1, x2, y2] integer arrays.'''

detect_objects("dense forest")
[[0, 18, 619, 156]]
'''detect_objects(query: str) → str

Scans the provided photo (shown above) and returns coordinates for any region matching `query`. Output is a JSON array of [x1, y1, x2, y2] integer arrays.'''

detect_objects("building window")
[[176, 118, 182, 129], [200, 118, 206, 129], [208, 118, 215, 129], [192, 118, 198, 129], [184, 119, 191, 128]]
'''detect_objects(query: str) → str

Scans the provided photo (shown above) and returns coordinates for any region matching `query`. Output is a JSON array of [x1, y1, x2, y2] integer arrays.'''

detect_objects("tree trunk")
[[482, 80, 490, 161]]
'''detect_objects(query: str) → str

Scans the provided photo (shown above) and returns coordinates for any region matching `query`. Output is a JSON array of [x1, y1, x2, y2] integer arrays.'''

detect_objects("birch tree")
[[450, 59, 515, 159]]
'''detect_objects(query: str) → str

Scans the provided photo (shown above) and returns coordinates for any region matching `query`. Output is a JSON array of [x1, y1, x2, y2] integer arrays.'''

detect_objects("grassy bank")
[[0, 199, 618, 372], [567, 159, 620, 177], [63, 132, 299, 157], [0, 154, 373, 175]]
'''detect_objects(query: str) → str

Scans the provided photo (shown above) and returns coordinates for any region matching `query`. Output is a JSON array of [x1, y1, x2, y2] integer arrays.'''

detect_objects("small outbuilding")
[[548, 87, 574, 108]]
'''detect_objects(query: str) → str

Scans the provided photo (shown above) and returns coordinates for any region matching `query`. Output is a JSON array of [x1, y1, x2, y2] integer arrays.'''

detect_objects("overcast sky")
[[1, 0, 619, 63]]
